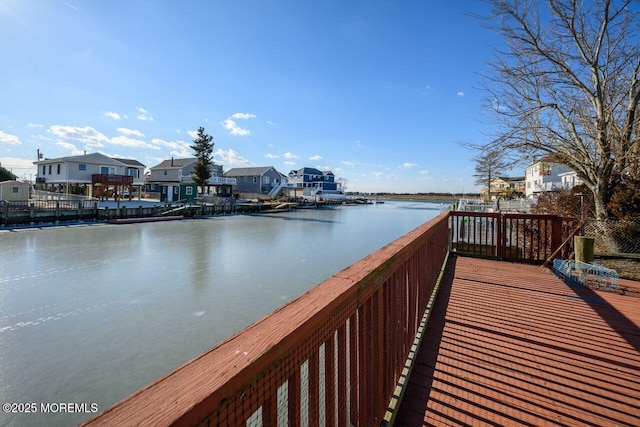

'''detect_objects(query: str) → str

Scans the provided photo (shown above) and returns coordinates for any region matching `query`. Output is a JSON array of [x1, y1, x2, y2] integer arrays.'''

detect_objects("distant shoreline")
[[363, 193, 481, 201]]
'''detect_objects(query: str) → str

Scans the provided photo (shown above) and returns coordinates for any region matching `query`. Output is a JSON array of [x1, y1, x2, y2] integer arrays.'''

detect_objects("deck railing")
[[92, 174, 134, 185], [83, 211, 451, 427], [450, 211, 578, 263]]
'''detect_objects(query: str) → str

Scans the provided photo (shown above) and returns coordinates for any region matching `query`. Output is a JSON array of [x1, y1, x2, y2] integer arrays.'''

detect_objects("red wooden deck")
[[395, 255, 640, 426]]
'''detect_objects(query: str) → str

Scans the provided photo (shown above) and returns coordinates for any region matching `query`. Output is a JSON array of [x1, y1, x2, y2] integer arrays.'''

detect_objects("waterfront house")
[[524, 160, 571, 198], [146, 158, 236, 201], [0, 180, 30, 201], [34, 153, 145, 199], [224, 166, 285, 196], [286, 167, 344, 199], [480, 176, 525, 200]]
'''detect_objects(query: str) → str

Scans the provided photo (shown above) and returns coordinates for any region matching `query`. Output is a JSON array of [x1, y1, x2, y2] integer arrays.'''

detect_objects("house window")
[[57, 164, 61, 174], [48, 165, 52, 174], [126, 169, 138, 178], [100, 166, 116, 175], [12, 187, 19, 193], [79, 164, 86, 171], [186, 187, 193, 196], [42, 166, 46, 175], [263, 176, 270, 184], [164, 170, 167, 176], [253, 176, 257, 183]]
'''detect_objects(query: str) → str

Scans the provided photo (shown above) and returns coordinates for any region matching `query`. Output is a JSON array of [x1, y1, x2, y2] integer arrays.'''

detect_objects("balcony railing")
[[450, 211, 578, 263], [92, 174, 134, 185], [208, 177, 236, 185]]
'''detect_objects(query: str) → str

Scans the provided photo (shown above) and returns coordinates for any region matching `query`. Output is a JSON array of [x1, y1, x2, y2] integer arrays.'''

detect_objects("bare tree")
[[481, 0, 640, 220], [472, 148, 509, 201]]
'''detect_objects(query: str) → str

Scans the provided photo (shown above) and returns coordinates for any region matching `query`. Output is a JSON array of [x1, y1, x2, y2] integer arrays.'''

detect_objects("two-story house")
[[481, 176, 525, 200], [34, 152, 145, 199], [146, 158, 236, 201], [524, 160, 571, 198], [286, 167, 344, 200], [223, 166, 285, 196]]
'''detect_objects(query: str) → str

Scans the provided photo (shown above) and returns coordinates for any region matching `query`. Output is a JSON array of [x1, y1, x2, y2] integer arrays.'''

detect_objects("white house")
[[34, 153, 145, 199], [524, 160, 571, 198], [559, 170, 583, 190]]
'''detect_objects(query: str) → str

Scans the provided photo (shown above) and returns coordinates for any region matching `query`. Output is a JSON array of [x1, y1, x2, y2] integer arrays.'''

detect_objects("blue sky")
[[0, 0, 501, 193]]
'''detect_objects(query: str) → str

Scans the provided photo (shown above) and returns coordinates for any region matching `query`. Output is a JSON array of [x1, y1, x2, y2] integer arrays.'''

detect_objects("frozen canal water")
[[0, 200, 443, 426]]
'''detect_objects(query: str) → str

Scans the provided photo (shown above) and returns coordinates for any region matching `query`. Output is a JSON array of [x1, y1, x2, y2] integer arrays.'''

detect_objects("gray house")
[[34, 152, 145, 199], [146, 158, 236, 200], [224, 166, 284, 195]]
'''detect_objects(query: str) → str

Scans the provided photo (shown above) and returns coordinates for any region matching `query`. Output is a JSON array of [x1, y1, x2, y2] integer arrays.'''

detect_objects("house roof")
[[35, 152, 126, 166], [289, 167, 326, 176], [496, 176, 525, 182], [149, 158, 197, 170], [113, 158, 146, 168], [0, 180, 30, 186], [224, 167, 277, 177]]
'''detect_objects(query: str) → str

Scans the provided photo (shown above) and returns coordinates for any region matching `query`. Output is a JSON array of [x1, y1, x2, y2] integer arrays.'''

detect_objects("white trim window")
[[100, 166, 116, 175]]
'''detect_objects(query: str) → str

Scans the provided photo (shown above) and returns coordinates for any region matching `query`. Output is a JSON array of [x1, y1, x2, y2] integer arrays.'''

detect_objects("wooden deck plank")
[[395, 255, 640, 427]]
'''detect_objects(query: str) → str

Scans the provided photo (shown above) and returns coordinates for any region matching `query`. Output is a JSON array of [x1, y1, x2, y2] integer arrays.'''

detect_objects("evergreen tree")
[[0, 163, 17, 181], [190, 127, 214, 195]]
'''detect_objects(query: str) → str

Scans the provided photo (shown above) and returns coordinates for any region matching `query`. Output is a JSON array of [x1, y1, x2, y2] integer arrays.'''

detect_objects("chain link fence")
[[582, 219, 640, 254]]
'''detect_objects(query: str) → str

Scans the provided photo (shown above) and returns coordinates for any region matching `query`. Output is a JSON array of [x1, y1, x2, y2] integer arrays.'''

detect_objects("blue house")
[[287, 167, 344, 200]]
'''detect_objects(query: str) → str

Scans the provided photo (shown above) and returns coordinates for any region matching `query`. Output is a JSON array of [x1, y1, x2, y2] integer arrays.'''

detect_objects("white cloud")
[[266, 121, 275, 126], [309, 154, 322, 161], [341, 161, 356, 166], [214, 148, 253, 166], [222, 113, 256, 136], [48, 125, 107, 147], [265, 153, 280, 159], [403, 162, 418, 169], [222, 119, 251, 136], [187, 130, 199, 139], [151, 139, 191, 157], [420, 170, 432, 180], [28, 123, 44, 128], [150, 138, 191, 156], [111, 135, 158, 149], [354, 140, 363, 148], [231, 113, 256, 120], [284, 161, 296, 166], [0, 131, 21, 145], [457, 91, 464, 97], [105, 111, 122, 120], [137, 107, 154, 121], [284, 152, 299, 159], [56, 141, 85, 155], [370, 171, 384, 178], [117, 128, 144, 137]]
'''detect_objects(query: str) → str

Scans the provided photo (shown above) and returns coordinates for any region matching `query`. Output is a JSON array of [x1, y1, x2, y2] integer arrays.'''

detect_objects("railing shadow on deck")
[[395, 255, 640, 426], [83, 212, 451, 427]]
